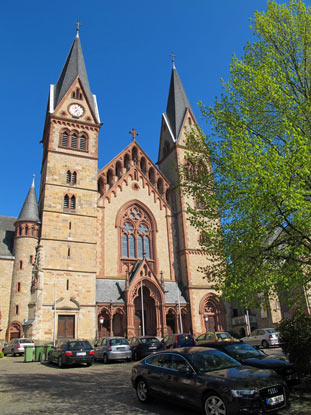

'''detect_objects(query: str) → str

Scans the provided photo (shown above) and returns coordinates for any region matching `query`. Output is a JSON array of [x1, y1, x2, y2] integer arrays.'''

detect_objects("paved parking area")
[[0, 354, 310, 415]]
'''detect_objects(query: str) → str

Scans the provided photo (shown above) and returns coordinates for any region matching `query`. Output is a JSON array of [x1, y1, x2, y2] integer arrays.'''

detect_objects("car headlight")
[[231, 389, 256, 397]]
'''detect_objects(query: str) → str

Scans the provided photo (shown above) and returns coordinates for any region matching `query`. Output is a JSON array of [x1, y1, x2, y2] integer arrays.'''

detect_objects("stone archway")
[[134, 285, 156, 336], [166, 309, 176, 334], [199, 294, 226, 333], [7, 321, 22, 341], [113, 309, 125, 336]]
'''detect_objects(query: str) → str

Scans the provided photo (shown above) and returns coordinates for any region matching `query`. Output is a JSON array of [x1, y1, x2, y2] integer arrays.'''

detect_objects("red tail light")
[[269, 335, 273, 339], [17, 344, 21, 348], [107, 345, 112, 351], [65, 351, 73, 356], [89, 350, 94, 355]]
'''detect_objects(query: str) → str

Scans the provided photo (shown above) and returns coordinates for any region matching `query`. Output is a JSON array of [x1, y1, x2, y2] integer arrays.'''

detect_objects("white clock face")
[[69, 104, 84, 118]]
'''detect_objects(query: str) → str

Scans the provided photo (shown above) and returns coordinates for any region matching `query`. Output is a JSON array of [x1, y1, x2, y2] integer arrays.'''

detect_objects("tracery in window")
[[121, 205, 153, 260]]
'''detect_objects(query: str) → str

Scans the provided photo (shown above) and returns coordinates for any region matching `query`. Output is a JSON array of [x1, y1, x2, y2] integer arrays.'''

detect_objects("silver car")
[[94, 337, 132, 363], [241, 328, 280, 348], [3, 338, 35, 356]]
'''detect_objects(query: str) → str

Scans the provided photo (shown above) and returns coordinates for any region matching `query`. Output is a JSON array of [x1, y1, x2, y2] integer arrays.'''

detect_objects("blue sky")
[[1, 0, 296, 217]]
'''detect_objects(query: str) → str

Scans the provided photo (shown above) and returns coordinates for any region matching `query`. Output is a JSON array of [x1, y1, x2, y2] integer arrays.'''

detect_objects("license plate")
[[266, 395, 284, 406], [149, 346, 157, 349], [76, 352, 86, 356], [116, 347, 125, 350]]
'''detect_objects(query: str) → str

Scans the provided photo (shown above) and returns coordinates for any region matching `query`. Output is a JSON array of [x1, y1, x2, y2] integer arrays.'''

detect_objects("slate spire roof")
[[53, 32, 96, 116], [16, 176, 40, 224], [165, 65, 191, 140]]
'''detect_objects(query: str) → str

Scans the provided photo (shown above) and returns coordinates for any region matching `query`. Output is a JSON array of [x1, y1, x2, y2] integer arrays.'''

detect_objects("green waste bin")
[[45, 345, 53, 361], [24, 346, 34, 362], [34, 345, 44, 362]]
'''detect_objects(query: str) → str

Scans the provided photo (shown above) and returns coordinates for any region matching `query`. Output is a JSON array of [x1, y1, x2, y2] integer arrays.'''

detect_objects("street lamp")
[[99, 316, 104, 337], [204, 316, 209, 332]]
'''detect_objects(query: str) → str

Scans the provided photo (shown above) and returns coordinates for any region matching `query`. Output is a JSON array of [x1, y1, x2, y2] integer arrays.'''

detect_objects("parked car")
[[161, 333, 196, 349], [199, 341, 299, 387], [94, 337, 131, 363], [131, 347, 289, 414], [129, 336, 164, 360], [196, 331, 236, 345], [48, 339, 94, 368], [240, 328, 280, 348], [3, 338, 34, 356]]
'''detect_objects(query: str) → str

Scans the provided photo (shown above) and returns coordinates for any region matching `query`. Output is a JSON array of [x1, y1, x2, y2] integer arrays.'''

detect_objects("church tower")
[[31, 30, 102, 341], [157, 63, 229, 335], [7, 178, 40, 340]]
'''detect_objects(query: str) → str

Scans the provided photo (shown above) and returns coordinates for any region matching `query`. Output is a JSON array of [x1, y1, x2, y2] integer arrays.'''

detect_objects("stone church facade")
[[0, 33, 232, 343]]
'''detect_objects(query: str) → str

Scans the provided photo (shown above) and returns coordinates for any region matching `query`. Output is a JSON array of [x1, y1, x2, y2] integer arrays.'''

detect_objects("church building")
[[0, 32, 231, 343]]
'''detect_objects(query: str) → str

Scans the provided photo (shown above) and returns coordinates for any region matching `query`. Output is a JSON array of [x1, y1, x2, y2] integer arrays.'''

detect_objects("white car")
[[240, 328, 280, 348], [3, 338, 35, 356]]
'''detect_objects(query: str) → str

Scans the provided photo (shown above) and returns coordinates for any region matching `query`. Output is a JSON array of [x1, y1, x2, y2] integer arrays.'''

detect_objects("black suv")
[[161, 333, 196, 349]]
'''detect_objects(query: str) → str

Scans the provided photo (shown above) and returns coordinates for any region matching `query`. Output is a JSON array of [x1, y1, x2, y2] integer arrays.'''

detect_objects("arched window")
[[120, 205, 154, 262], [116, 161, 122, 178], [72, 171, 77, 185], [64, 195, 69, 209], [80, 135, 86, 150], [66, 171, 71, 184], [124, 154, 130, 171], [157, 178, 163, 195], [71, 134, 78, 148], [132, 147, 138, 164], [107, 169, 114, 188], [140, 157, 146, 174], [70, 195, 76, 209], [62, 131, 69, 147], [148, 168, 155, 185]]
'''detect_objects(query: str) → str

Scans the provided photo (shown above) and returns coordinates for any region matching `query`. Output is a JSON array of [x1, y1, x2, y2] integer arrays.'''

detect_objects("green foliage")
[[0, 352, 4, 358], [278, 310, 311, 376], [181, 0, 311, 308]]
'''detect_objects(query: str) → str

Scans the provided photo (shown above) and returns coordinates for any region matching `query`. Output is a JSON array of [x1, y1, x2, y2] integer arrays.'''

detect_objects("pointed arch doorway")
[[134, 285, 157, 336]]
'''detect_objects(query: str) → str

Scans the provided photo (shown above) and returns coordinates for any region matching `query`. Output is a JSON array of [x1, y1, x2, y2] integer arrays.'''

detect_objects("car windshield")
[[266, 329, 277, 334], [110, 338, 129, 346], [178, 335, 193, 343], [190, 350, 241, 373], [19, 339, 34, 344], [223, 343, 264, 359], [216, 333, 231, 340], [68, 341, 91, 349], [141, 337, 159, 344]]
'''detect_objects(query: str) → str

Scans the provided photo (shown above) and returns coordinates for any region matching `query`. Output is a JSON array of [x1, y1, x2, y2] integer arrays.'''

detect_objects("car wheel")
[[262, 340, 269, 349], [86, 362, 92, 367], [136, 379, 151, 403], [103, 354, 109, 364], [203, 393, 228, 415], [126, 357, 131, 362], [12, 350, 16, 357], [58, 357, 63, 369]]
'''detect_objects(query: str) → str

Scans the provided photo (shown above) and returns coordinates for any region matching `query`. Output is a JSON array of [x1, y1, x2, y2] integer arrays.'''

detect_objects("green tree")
[[181, 0, 311, 309]]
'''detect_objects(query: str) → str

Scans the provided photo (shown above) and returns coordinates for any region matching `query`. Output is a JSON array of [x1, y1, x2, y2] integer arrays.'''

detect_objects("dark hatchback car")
[[48, 340, 94, 368], [161, 333, 196, 349], [129, 336, 164, 360], [199, 341, 300, 387], [131, 347, 289, 415]]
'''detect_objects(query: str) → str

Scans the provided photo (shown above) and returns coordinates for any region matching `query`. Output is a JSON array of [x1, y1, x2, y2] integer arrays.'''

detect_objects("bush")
[[0, 352, 4, 358], [278, 311, 311, 377]]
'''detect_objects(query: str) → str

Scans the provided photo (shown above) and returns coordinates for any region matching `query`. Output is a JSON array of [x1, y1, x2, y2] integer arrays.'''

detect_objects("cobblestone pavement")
[[0, 355, 310, 415]]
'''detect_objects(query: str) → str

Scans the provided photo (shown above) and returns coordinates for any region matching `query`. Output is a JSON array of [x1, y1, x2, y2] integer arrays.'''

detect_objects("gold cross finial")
[[75, 20, 82, 34], [129, 128, 139, 142], [169, 51, 176, 68]]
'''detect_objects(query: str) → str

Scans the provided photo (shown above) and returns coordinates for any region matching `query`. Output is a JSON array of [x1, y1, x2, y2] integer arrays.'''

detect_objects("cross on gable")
[[129, 128, 139, 142]]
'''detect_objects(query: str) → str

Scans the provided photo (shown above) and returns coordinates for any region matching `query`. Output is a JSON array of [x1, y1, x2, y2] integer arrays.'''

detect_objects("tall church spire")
[[16, 176, 40, 224], [51, 33, 97, 119], [165, 65, 191, 141]]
